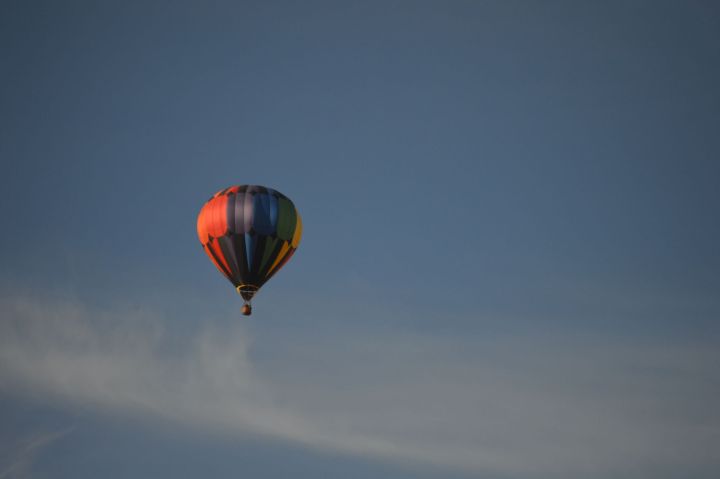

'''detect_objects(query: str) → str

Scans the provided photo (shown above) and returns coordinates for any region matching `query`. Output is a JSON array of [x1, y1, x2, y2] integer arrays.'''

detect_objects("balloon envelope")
[[197, 185, 302, 305]]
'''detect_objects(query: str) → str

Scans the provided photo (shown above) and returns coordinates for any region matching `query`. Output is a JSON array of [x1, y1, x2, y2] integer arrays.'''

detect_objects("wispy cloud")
[[0, 295, 718, 478], [0, 427, 74, 479]]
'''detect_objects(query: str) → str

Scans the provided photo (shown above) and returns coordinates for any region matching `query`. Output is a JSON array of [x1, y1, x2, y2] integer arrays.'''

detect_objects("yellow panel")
[[265, 241, 290, 278], [291, 213, 303, 248]]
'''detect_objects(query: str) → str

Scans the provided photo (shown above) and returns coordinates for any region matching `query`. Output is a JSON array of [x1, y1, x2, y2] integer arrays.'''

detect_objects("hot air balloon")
[[197, 185, 302, 316]]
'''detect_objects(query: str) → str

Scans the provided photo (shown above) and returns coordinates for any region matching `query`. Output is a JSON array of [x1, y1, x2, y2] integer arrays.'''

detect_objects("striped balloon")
[[197, 185, 302, 314]]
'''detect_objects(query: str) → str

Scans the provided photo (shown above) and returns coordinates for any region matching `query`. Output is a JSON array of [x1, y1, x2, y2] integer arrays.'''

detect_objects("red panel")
[[197, 193, 230, 245], [202, 195, 228, 238], [203, 244, 230, 278], [207, 239, 234, 280], [197, 202, 210, 244]]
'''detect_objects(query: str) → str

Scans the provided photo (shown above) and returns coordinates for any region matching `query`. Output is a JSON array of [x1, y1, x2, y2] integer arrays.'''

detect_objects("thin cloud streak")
[[0, 427, 74, 479], [0, 295, 718, 478]]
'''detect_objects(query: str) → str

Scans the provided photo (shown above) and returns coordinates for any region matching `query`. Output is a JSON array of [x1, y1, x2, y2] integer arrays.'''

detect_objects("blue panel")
[[252, 193, 274, 235], [268, 192, 279, 233], [245, 233, 256, 272]]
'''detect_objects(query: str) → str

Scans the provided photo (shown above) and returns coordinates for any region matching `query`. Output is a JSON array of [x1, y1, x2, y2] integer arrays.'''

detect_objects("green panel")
[[259, 236, 280, 274], [276, 197, 297, 241]]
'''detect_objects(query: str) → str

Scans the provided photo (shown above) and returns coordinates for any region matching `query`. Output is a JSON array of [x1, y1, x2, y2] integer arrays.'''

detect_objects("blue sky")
[[1, 1, 719, 478]]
